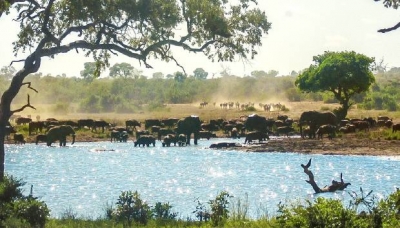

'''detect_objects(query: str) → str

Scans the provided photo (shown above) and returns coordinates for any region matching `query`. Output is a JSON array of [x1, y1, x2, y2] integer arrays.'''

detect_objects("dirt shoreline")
[[234, 137, 400, 156]]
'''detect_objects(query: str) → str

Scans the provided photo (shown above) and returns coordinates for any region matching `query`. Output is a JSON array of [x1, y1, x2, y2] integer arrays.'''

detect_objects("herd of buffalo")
[[5, 110, 400, 148]]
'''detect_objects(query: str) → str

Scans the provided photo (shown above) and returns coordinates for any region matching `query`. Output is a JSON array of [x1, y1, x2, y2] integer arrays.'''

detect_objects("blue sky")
[[0, 0, 399, 77]]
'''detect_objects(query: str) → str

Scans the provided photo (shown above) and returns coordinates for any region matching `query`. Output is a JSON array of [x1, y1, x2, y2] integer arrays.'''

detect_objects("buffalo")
[[13, 133, 25, 144], [393, 123, 400, 133], [316, 124, 336, 140], [299, 111, 337, 138], [244, 131, 269, 144]]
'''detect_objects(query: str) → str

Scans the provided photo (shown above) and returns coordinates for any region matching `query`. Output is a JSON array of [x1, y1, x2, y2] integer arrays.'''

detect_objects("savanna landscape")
[[2, 0, 400, 227]]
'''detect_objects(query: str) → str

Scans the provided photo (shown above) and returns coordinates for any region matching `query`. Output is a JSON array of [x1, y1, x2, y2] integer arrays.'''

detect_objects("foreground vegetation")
[[1, 174, 400, 227]]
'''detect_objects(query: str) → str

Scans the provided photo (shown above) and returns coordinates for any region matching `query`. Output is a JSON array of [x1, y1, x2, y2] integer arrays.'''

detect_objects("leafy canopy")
[[296, 51, 375, 100], [11, 0, 271, 76], [295, 51, 375, 119]]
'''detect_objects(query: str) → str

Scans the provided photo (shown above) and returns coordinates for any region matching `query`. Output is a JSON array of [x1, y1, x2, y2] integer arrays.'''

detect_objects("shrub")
[[245, 106, 257, 112], [0, 175, 50, 228], [376, 188, 400, 227], [14, 198, 50, 228], [209, 191, 232, 226], [110, 190, 151, 226], [152, 202, 178, 221], [193, 198, 211, 222], [276, 198, 360, 227]]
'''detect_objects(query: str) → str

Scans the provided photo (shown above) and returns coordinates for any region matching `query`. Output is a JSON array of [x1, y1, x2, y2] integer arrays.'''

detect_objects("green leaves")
[[296, 51, 375, 119], [9, 0, 269, 73]]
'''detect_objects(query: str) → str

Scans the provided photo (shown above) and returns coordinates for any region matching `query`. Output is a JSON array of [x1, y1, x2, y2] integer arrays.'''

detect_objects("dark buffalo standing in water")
[[244, 131, 269, 144]]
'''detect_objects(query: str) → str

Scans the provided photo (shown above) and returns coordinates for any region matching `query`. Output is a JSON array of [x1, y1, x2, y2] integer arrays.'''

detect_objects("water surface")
[[5, 138, 400, 219]]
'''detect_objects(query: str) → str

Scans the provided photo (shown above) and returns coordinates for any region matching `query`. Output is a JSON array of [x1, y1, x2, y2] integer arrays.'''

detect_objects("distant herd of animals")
[[5, 111, 400, 149], [200, 101, 285, 112]]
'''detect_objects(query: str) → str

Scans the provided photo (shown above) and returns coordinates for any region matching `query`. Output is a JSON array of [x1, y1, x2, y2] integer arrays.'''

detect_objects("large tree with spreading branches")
[[295, 51, 375, 120], [0, 0, 270, 180]]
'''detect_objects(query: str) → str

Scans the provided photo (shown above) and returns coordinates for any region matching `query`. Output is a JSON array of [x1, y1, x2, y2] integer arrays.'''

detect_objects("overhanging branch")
[[378, 22, 400, 33]]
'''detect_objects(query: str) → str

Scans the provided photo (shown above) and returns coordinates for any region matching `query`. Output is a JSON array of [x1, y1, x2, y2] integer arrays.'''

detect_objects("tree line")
[[0, 63, 399, 115]]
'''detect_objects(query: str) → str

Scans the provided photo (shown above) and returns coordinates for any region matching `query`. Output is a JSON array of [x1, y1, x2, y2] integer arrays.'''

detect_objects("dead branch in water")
[[301, 158, 351, 193]]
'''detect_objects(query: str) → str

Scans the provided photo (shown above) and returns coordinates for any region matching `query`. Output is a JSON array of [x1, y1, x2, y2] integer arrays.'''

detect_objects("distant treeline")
[[1, 68, 399, 114]]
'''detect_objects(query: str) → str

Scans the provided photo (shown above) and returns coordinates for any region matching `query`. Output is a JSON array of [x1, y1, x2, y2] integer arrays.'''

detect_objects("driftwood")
[[301, 158, 351, 193]]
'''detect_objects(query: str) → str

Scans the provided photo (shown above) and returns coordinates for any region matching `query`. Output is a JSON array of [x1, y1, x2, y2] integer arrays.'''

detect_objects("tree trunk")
[[0, 53, 40, 181], [301, 159, 351, 193]]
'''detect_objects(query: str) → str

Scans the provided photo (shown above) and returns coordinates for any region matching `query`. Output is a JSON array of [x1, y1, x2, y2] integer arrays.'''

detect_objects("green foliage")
[[0, 175, 50, 228], [13, 198, 50, 228], [245, 106, 257, 111], [80, 62, 98, 82], [209, 191, 232, 226], [109, 62, 135, 79], [110, 190, 151, 226], [376, 188, 400, 226], [193, 68, 209, 80], [276, 198, 360, 228], [152, 202, 178, 221], [296, 51, 375, 119], [359, 92, 399, 111]]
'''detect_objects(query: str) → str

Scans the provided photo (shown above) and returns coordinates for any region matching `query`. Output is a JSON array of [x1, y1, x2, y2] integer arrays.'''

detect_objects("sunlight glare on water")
[[4, 139, 400, 219]]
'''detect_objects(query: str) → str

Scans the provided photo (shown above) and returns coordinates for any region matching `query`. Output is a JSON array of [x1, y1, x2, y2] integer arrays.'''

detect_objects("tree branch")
[[22, 82, 38, 93], [10, 94, 36, 114], [301, 158, 351, 194], [378, 22, 400, 33]]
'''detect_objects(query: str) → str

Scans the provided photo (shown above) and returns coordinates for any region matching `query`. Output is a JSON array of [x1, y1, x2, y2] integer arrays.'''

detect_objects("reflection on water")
[[5, 138, 400, 219]]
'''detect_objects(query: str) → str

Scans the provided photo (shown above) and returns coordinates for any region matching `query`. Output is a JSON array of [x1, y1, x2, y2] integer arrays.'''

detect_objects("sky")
[[0, 0, 399, 77]]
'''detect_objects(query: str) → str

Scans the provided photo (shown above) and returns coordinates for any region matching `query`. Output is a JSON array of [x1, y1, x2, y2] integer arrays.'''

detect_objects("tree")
[[152, 72, 164, 79], [80, 62, 97, 82], [295, 51, 375, 120], [193, 68, 208, 80], [0, 0, 270, 180], [0, 65, 16, 80], [267, 70, 279, 77], [109, 62, 135, 79], [174, 71, 187, 82], [250, 70, 268, 78], [290, 70, 299, 77]]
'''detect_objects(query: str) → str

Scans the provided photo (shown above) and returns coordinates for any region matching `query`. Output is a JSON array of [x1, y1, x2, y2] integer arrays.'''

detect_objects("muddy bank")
[[230, 136, 400, 156]]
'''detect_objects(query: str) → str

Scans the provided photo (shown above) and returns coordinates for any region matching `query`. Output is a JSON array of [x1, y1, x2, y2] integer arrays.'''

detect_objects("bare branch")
[[10, 94, 36, 114], [22, 82, 38, 93], [9, 59, 26, 66], [301, 158, 351, 194], [378, 22, 400, 33]]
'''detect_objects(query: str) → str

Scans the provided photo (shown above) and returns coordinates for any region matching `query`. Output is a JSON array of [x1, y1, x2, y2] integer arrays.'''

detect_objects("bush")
[[376, 188, 400, 227], [0, 175, 50, 228], [14, 198, 50, 228], [209, 191, 232, 226], [152, 202, 178, 221], [110, 190, 151, 226], [276, 198, 360, 227]]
